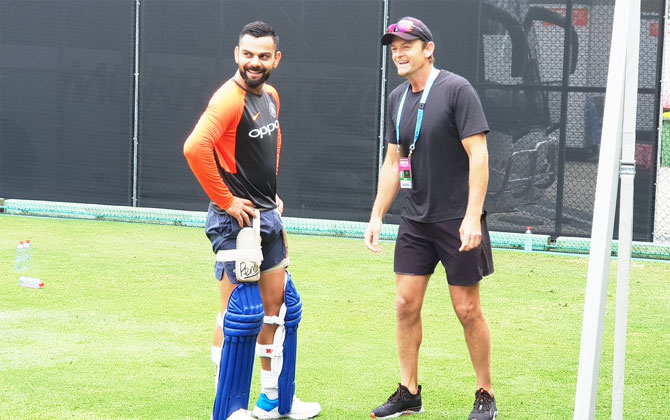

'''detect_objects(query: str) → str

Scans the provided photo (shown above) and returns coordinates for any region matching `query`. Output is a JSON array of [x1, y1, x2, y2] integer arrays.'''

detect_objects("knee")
[[453, 301, 483, 327], [396, 294, 420, 321], [263, 295, 284, 316]]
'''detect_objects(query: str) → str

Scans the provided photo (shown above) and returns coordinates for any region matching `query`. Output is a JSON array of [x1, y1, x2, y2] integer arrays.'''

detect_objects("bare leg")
[[396, 274, 430, 395], [212, 270, 285, 373], [257, 268, 287, 371], [213, 276, 238, 347], [449, 283, 493, 396]]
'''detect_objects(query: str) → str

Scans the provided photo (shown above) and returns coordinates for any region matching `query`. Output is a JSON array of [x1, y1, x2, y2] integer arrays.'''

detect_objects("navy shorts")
[[205, 206, 288, 284], [394, 214, 494, 286]]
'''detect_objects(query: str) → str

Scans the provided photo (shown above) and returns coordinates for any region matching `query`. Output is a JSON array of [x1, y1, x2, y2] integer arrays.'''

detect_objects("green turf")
[[1, 214, 668, 419]]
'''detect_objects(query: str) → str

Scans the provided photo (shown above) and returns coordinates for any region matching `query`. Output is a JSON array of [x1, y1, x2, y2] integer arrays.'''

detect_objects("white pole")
[[612, 0, 640, 418], [378, 1, 390, 173], [573, 0, 631, 418], [132, 0, 141, 207]]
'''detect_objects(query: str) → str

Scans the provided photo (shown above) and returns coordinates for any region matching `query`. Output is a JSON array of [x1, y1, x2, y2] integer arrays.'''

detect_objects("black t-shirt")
[[386, 69, 489, 222]]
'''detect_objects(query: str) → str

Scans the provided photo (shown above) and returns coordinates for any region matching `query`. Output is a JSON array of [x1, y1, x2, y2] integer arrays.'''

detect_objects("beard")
[[240, 65, 272, 89]]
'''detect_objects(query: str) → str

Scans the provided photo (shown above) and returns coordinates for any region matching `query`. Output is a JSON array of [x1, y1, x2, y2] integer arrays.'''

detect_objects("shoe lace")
[[386, 386, 404, 403], [474, 389, 493, 412]]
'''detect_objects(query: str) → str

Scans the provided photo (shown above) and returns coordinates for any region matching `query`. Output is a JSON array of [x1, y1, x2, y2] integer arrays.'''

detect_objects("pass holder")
[[399, 157, 413, 189], [394, 67, 440, 191]]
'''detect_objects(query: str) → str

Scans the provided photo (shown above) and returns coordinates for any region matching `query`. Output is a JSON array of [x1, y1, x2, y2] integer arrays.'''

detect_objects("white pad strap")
[[255, 343, 284, 358], [212, 345, 222, 391], [255, 303, 287, 359], [263, 314, 285, 326], [212, 311, 225, 390], [213, 311, 225, 368], [216, 312, 224, 329], [216, 249, 263, 262], [211, 345, 222, 366], [255, 301, 287, 389]]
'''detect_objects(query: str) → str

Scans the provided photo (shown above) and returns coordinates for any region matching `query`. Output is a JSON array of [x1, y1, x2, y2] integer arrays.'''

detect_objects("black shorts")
[[394, 214, 494, 286], [205, 206, 288, 284]]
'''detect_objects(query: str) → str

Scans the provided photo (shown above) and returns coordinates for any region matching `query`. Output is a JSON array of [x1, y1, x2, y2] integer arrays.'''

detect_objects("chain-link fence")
[[478, 1, 662, 244], [655, 2, 670, 244]]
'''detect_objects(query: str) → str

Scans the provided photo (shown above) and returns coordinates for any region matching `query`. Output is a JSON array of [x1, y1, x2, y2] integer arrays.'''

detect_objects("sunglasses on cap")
[[387, 20, 428, 39]]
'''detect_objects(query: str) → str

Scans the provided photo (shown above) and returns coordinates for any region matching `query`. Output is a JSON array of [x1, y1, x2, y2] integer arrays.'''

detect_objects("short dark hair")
[[239, 21, 279, 48], [421, 40, 435, 64]]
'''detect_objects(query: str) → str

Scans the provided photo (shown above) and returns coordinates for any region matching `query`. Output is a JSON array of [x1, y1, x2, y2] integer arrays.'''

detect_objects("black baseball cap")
[[381, 17, 433, 45]]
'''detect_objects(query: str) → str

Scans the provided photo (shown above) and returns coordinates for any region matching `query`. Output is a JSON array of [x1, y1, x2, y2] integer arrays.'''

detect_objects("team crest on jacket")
[[269, 102, 277, 118]]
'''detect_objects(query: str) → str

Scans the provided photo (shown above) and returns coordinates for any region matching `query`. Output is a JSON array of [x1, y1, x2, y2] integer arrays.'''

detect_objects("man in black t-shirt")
[[364, 17, 497, 420]]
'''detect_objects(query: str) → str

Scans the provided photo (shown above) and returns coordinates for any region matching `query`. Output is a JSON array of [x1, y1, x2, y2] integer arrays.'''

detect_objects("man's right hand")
[[364, 217, 383, 253], [225, 197, 257, 227]]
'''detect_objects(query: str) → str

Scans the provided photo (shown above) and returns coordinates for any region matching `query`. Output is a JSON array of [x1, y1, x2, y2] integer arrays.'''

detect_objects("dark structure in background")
[[0, 0, 134, 205], [0, 0, 664, 241], [137, 0, 383, 219]]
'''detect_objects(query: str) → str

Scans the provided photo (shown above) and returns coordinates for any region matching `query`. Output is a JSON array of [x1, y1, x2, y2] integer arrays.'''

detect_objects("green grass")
[[1, 214, 668, 419]]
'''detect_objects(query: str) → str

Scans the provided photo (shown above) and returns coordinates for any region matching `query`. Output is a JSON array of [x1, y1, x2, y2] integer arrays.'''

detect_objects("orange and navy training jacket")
[[183, 79, 281, 211]]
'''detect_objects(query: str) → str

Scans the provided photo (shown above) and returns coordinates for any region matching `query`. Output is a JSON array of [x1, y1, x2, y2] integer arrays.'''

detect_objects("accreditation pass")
[[399, 157, 412, 189]]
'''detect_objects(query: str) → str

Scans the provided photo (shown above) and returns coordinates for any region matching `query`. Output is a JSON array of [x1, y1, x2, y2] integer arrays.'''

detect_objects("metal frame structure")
[[573, 0, 640, 418]]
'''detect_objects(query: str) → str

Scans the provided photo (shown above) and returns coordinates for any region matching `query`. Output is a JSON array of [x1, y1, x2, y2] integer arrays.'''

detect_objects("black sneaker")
[[468, 388, 497, 420], [370, 384, 424, 419]]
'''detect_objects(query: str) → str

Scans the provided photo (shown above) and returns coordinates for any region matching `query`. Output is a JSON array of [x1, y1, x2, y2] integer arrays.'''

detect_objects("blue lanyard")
[[395, 67, 440, 158]]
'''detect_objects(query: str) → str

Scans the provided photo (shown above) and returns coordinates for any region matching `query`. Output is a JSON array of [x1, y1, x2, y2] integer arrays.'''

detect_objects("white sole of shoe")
[[227, 409, 255, 420], [252, 406, 321, 419], [287, 411, 321, 420], [371, 406, 425, 419], [468, 410, 497, 420], [251, 407, 279, 419]]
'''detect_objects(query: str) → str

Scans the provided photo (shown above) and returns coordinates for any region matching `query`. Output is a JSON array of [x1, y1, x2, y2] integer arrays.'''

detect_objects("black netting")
[[137, 0, 383, 219], [386, 0, 663, 241], [0, 0, 665, 246], [0, 0, 134, 205]]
